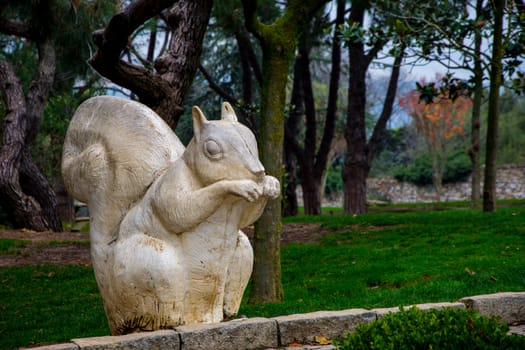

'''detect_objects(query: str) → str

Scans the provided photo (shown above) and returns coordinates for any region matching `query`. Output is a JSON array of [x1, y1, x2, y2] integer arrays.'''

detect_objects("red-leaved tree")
[[399, 80, 472, 201]]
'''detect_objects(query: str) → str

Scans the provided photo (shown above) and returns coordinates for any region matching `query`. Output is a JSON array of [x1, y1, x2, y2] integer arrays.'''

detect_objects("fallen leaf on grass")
[[465, 267, 476, 276]]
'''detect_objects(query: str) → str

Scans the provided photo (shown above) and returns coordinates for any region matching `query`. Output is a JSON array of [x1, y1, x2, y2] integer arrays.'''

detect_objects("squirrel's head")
[[186, 102, 265, 185]]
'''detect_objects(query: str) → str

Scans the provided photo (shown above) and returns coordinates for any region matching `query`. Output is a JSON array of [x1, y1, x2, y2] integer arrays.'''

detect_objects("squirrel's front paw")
[[230, 180, 263, 202], [263, 176, 280, 199]]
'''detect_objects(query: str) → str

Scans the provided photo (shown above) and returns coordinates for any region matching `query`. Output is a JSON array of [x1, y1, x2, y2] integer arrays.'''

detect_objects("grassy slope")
[[1, 204, 524, 349]]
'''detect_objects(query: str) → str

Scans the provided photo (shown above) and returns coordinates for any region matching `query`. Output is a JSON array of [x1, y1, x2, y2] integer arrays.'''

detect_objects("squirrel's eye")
[[204, 139, 222, 159]]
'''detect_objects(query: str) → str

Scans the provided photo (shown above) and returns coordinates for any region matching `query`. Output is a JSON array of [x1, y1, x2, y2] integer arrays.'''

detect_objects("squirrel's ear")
[[192, 106, 208, 140], [221, 102, 238, 122]]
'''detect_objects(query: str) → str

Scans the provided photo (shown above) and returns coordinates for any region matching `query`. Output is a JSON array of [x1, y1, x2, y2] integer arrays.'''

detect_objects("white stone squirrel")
[[61, 96, 280, 335]]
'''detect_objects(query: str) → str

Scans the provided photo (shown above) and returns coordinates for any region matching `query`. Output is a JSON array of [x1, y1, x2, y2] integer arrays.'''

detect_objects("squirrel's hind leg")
[[108, 234, 186, 333], [223, 230, 254, 319]]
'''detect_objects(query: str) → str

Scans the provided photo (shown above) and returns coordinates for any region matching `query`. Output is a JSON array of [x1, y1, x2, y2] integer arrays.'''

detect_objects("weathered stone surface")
[[176, 317, 278, 350], [72, 330, 179, 350], [373, 302, 466, 318], [62, 97, 279, 334], [367, 164, 525, 204], [461, 292, 525, 323], [21, 343, 79, 350], [274, 309, 376, 346], [414, 302, 466, 311]]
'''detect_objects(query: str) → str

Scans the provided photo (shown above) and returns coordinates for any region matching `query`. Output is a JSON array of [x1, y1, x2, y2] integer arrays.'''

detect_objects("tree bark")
[[250, 45, 289, 302], [285, 0, 344, 215], [483, 0, 504, 212], [298, 37, 322, 216], [301, 176, 322, 215], [89, 0, 212, 128], [283, 55, 304, 217], [342, 4, 369, 214], [243, 0, 328, 303], [342, 3, 403, 214], [0, 39, 62, 231], [469, 0, 483, 208]]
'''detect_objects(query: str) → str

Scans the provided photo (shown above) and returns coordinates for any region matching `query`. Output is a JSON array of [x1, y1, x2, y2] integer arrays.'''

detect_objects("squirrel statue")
[[62, 96, 280, 335]]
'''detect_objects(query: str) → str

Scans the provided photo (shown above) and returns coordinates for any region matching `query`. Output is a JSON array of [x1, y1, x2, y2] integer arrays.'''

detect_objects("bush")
[[443, 151, 471, 183], [393, 151, 471, 186], [324, 164, 343, 199], [335, 307, 525, 350], [393, 154, 433, 185]]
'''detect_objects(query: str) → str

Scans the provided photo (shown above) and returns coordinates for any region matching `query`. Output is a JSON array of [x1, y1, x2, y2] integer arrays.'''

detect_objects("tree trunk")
[[283, 54, 304, 217], [343, 6, 368, 214], [483, 0, 504, 212], [249, 46, 288, 303], [342, 15, 403, 214], [0, 40, 62, 231], [295, 0, 344, 215], [298, 38, 320, 215], [243, 0, 327, 304], [431, 155, 443, 202], [155, 0, 212, 125], [283, 150, 299, 217], [469, 0, 483, 208], [301, 174, 322, 215], [342, 162, 369, 214]]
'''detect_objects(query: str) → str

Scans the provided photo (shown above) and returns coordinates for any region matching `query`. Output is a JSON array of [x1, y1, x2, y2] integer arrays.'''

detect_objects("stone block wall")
[[367, 164, 525, 204]]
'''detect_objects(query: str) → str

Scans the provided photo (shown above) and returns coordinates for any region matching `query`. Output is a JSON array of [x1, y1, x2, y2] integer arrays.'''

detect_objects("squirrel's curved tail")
[[62, 96, 185, 248]]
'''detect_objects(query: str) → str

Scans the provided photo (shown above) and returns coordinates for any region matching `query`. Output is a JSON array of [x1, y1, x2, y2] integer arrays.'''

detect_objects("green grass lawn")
[[1, 205, 525, 349]]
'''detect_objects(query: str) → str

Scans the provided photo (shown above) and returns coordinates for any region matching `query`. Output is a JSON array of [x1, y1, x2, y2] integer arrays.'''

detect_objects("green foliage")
[[393, 153, 432, 185], [2, 205, 525, 348], [243, 205, 525, 317], [393, 150, 471, 185], [444, 150, 472, 183], [0, 265, 108, 350], [335, 307, 525, 349], [1, 1, 115, 93], [0, 39, 38, 92], [497, 91, 525, 164], [324, 164, 343, 199], [32, 94, 82, 179], [369, 126, 417, 177]]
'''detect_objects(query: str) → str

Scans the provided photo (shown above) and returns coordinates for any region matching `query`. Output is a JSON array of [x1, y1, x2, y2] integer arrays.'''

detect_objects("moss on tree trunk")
[[243, 0, 328, 303]]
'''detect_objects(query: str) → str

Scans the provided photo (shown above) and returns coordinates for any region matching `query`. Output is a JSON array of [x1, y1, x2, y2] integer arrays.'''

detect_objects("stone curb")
[[23, 292, 525, 350], [460, 292, 525, 324]]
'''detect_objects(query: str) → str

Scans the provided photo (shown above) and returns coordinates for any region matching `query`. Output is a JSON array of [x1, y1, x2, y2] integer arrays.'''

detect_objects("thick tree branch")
[[91, 0, 177, 64], [314, 0, 344, 178], [236, 27, 262, 86], [0, 17, 35, 39], [0, 61, 49, 230], [89, 0, 211, 128], [198, 64, 238, 105], [367, 45, 405, 164], [285, 123, 307, 164], [241, 0, 262, 39], [26, 39, 56, 142]]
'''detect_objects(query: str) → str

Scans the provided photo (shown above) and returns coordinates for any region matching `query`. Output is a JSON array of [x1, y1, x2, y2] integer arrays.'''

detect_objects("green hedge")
[[335, 307, 525, 350], [393, 151, 471, 186]]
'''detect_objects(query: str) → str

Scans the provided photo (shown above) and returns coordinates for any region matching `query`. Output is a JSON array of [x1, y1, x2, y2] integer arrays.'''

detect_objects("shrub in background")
[[335, 307, 525, 350], [393, 150, 471, 186]]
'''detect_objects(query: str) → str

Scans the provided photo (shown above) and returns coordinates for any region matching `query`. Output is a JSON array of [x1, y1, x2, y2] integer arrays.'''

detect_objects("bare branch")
[[198, 64, 238, 105], [0, 17, 34, 39]]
